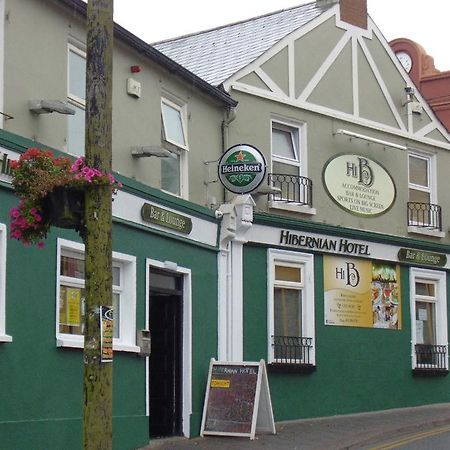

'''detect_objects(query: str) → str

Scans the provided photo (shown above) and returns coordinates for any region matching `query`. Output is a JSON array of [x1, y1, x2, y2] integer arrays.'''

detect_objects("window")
[[270, 119, 312, 208], [410, 268, 448, 373], [160, 97, 189, 198], [67, 43, 86, 156], [408, 152, 433, 205], [268, 249, 315, 370], [56, 239, 138, 352], [0, 223, 11, 342]]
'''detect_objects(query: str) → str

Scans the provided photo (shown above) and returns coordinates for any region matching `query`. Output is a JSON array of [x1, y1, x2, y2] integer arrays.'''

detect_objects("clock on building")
[[396, 51, 412, 73]]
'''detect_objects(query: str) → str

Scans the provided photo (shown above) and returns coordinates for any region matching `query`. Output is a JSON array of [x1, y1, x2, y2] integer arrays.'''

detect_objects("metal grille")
[[268, 174, 313, 206], [415, 344, 447, 370], [407, 202, 442, 231], [272, 335, 313, 364]]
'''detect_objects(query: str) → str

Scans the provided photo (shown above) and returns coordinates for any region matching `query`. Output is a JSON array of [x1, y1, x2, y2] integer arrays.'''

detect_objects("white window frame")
[[410, 267, 448, 370], [160, 96, 189, 199], [56, 238, 139, 352], [0, 223, 11, 342], [66, 42, 86, 156], [270, 117, 306, 177], [408, 151, 436, 204], [267, 249, 315, 365]]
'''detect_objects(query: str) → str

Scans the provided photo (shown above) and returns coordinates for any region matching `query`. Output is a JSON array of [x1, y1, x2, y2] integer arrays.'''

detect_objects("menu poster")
[[201, 359, 275, 440], [100, 305, 114, 363], [324, 256, 401, 330]]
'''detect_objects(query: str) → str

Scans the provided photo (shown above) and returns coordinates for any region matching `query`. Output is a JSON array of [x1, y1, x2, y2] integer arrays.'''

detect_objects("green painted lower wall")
[[0, 183, 218, 449], [243, 245, 450, 421]]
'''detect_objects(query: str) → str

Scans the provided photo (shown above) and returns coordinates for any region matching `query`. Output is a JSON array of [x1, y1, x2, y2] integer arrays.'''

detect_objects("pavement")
[[139, 403, 450, 450]]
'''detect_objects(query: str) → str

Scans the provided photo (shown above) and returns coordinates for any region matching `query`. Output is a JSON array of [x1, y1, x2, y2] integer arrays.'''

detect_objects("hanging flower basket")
[[9, 148, 121, 247], [42, 185, 85, 233]]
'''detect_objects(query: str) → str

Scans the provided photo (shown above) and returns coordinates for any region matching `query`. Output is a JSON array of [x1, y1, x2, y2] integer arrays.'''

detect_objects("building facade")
[[2, 0, 450, 449]]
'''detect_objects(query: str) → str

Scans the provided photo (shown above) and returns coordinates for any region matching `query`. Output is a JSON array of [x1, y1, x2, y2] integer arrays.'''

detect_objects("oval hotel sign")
[[323, 154, 396, 217], [218, 144, 266, 194]]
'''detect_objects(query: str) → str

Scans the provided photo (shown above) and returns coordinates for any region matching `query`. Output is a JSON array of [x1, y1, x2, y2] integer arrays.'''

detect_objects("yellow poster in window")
[[324, 256, 401, 330], [66, 288, 81, 327]]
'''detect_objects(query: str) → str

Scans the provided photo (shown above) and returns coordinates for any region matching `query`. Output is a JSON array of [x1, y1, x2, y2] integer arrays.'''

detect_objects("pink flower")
[[37, 241, 45, 249]]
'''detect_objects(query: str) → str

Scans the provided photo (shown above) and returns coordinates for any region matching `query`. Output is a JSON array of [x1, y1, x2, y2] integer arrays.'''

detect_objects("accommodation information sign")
[[323, 154, 396, 217], [201, 359, 275, 440]]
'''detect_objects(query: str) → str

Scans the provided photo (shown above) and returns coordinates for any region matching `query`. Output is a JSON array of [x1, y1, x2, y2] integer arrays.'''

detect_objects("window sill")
[[56, 337, 140, 353], [269, 200, 316, 215], [268, 362, 316, 374], [407, 226, 445, 238], [412, 368, 449, 377], [0, 334, 12, 343]]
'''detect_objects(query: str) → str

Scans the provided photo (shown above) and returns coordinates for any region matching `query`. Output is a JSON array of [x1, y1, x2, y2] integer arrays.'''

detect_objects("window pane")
[[416, 301, 435, 345], [69, 49, 86, 101], [112, 293, 120, 339], [67, 104, 85, 156], [112, 267, 120, 287], [59, 286, 85, 335], [409, 188, 430, 204], [272, 128, 296, 159], [274, 287, 302, 336], [161, 151, 180, 195], [416, 282, 435, 297], [275, 265, 301, 283], [162, 103, 186, 147], [61, 255, 85, 279], [409, 155, 428, 188]]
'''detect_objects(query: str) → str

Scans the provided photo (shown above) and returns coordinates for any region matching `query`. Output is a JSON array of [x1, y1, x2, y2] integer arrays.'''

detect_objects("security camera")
[[404, 86, 415, 95], [215, 210, 224, 219]]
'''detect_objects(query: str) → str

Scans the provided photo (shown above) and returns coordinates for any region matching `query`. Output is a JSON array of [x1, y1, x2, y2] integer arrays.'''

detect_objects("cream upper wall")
[[3, 0, 226, 207]]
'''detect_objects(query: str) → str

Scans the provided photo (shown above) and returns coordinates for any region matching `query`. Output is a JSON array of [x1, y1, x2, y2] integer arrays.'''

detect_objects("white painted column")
[[217, 195, 255, 361]]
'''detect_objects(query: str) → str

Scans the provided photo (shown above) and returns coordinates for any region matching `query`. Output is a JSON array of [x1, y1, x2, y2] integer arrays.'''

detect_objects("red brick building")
[[391, 38, 450, 132]]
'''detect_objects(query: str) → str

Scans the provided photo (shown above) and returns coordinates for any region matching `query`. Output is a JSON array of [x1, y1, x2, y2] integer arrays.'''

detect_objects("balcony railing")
[[268, 173, 313, 207], [414, 344, 448, 374], [271, 335, 313, 365], [407, 202, 442, 231]]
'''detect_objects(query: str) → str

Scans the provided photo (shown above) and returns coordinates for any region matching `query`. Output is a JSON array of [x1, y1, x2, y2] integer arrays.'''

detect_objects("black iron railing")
[[407, 202, 442, 231], [415, 344, 447, 370], [272, 335, 313, 364], [268, 174, 313, 207]]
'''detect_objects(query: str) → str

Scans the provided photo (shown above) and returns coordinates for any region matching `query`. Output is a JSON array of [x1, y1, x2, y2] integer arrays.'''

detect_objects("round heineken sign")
[[218, 144, 266, 194]]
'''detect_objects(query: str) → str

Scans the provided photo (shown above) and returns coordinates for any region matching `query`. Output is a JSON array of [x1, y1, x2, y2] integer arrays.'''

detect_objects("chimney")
[[339, 0, 367, 29]]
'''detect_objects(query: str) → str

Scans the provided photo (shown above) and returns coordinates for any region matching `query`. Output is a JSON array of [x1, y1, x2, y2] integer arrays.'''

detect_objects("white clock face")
[[396, 51, 412, 73]]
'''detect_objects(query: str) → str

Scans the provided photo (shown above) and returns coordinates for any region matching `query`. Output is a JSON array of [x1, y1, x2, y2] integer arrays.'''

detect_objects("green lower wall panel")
[[243, 245, 450, 421]]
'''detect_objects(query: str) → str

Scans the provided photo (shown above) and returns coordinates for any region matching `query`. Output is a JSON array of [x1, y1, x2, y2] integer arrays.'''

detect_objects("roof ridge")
[[152, 1, 317, 45]]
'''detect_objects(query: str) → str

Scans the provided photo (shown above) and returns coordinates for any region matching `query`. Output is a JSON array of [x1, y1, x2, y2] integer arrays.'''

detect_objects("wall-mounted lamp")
[[252, 184, 282, 196], [403, 86, 415, 106], [29, 100, 75, 115], [131, 145, 171, 158]]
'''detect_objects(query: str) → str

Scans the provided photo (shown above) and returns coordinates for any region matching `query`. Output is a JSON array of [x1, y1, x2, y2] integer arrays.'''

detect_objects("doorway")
[[148, 268, 183, 438]]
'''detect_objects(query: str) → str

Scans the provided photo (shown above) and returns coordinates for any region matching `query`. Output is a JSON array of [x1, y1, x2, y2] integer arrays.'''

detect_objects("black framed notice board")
[[200, 359, 276, 440]]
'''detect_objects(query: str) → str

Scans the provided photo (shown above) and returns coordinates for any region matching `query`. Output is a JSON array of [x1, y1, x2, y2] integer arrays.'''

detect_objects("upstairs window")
[[408, 152, 433, 204], [160, 97, 189, 198], [67, 43, 86, 156], [271, 121, 301, 177]]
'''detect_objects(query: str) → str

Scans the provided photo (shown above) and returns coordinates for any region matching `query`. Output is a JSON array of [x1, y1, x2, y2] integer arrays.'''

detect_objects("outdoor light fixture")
[[29, 100, 76, 115], [131, 145, 171, 158], [403, 86, 415, 106], [334, 129, 407, 151]]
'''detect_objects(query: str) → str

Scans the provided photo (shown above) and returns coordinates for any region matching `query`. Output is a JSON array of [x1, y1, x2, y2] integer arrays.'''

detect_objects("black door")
[[148, 270, 183, 438]]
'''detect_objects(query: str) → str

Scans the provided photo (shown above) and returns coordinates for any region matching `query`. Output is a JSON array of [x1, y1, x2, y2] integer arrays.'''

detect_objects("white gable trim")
[[352, 35, 359, 117], [254, 67, 285, 97]]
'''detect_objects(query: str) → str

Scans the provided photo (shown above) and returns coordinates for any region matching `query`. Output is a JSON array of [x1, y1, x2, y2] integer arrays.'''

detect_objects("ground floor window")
[[0, 223, 11, 342], [410, 267, 448, 373], [56, 238, 138, 352], [268, 249, 315, 370]]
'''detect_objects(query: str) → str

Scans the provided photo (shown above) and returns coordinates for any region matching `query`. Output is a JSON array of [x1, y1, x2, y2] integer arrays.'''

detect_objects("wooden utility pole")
[[83, 1, 114, 449]]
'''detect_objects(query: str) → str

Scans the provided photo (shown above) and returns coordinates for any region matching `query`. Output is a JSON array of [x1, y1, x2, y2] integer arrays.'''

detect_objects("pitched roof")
[[153, 2, 335, 86], [56, 0, 237, 107]]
